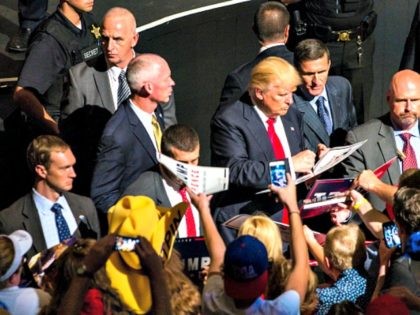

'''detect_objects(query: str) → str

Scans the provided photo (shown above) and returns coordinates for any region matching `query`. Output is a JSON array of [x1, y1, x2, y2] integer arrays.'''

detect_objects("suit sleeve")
[[211, 115, 271, 189], [219, 73, 243, 107], [90, 135, 126, 213]]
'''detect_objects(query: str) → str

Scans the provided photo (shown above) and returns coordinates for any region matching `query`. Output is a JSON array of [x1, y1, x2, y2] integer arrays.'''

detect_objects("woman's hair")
[[40, 238, 133, 315], [164, 249, 201, 315], [324, 224, 366, 271], [0, 237, 15, 289], [301, 269, 319, 315], [238, 214, 291, 298]]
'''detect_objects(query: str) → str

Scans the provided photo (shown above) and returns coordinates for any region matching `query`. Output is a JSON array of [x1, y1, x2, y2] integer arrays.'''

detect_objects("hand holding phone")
[[382, 221, 401, 249], [114, 236, 140, 251], [270, 161, 287, 187]]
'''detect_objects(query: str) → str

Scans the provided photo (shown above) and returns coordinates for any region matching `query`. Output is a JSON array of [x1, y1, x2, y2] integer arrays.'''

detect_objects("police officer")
[[13, 0, 102, 135], [282, 0, 377, 124]]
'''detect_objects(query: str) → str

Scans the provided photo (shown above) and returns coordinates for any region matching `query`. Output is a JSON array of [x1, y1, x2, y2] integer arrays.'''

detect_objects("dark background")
[[0, 0, 417, 208]]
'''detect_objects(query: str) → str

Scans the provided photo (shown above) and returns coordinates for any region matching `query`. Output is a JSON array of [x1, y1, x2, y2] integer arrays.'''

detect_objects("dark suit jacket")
[[123, 170, 171, 207], [0, 192, 100, 259], [293, 76, 357, 152], [219, 45, 294, 106], [210, 99, 305, 240], [90, 100, 165, 213], [60, 55, 177, 195], [342, 114, 419, 210]]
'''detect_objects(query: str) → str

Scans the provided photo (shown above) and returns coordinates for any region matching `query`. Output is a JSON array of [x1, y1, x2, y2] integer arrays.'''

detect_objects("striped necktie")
[[117, 70, 131, 106]]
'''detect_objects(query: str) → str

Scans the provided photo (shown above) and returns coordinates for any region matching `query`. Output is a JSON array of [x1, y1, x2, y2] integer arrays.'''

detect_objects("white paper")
[[157, 153, 229, 195]]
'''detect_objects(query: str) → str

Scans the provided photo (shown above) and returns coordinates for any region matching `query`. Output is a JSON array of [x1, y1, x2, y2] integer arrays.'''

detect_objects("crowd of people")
[[0, 0, 419, 314]]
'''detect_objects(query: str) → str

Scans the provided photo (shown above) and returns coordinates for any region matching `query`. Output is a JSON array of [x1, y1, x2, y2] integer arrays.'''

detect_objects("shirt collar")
[[259, 42, 285, 53], [32, 188, 66, 215]]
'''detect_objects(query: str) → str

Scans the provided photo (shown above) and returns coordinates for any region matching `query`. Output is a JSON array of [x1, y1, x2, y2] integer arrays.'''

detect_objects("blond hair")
[[324, 224, 366, 271], [238, 214, 290, 297], [249, 56, 301, 92]]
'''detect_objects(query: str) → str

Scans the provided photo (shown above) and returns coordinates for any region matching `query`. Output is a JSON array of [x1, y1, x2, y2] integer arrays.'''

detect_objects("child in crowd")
[[304, 224, 373, 314]]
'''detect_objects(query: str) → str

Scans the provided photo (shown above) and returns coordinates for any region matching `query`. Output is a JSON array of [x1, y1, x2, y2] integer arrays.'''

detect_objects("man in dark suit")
[[123, 124, 202, 238], [211, 56, 318, 243], [292, 39, 357, 152], [219, 1, 294, 107], [343, 69, 420, 211], [60, 7, 177, 195], [91, 53, 175, 214], [0, 136, 99, 259]]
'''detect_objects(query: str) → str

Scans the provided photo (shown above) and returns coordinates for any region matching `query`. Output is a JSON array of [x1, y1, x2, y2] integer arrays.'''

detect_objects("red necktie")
[[179, 187, 197, 237], [400, 133, 418, 171], [267, 118, 286, 160]]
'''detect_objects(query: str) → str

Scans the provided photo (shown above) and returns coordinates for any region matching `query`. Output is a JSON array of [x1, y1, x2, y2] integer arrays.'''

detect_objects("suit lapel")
[[64, 193, 83, 238], [22, 195, 47, 254], [125, 103, 159, 162], [378, 119, 400, 185], [243, 102, 274, 161], [281, 110, 302, 155], [92, 69, 115, 113], [294, 92, 329, 144]]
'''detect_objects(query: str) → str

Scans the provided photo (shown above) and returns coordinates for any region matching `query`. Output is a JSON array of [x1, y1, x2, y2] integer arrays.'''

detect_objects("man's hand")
[[291, 149, 316, 173], [317, 143, 330, 159], [352, 170, 382, 192]]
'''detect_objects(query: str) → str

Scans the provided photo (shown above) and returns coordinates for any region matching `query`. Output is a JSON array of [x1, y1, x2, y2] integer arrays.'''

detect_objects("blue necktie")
[[316, 96, 333, 135], [117, 70, 131, 106], [51, 203, 71, 242]]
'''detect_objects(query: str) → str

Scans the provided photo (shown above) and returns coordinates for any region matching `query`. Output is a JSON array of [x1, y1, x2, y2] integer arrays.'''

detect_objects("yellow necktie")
[[151, 114, 162, 151]]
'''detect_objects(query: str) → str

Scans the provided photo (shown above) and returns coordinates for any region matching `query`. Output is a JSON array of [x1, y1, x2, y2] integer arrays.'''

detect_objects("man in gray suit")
[[292, 39, 357, 152], [343, 69, 420, 211], [60, 7, 177, 195], [123, 124, 202, 238], [0, 136, 100, 259]]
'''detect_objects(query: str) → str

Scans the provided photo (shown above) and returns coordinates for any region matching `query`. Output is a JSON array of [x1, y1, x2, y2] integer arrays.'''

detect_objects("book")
[[157, 153, 229, 194], [295, 139, 368, 184]]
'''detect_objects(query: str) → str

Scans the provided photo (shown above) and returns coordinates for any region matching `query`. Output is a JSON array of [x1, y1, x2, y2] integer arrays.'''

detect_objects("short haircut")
[[0, 237, 14, 289], [249, 56, 301, 92], [102, 7, 137, 34], [399, 169, 420, 189], [253, 1, 290, 42], [161, 124, 199, 157], [126, 53, 163, 93], [394, 187, 420, 235], [294, 38, 330, 69], [27, 135, 69, 171], [324, 224, 366, 271]]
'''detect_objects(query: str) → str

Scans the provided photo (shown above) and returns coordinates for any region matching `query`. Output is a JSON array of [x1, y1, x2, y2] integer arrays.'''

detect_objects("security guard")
[[14, 0, 102, 136], [283, 0, 377, 124]]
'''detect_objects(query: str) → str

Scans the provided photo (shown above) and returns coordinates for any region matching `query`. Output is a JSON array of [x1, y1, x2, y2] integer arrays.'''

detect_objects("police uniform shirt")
[[18, 10, 98, 118]]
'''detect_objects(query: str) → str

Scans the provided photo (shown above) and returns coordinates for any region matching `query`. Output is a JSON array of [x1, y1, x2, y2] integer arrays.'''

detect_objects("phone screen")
[[114, 236, 140, 251], [382, 222, 401, 249], [270, 161, 287, 187]]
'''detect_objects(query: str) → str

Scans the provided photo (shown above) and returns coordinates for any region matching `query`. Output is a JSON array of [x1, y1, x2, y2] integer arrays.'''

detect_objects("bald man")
[[60, 7, 177, 195], [343, 69, 420, 210], [91, 53, 175, 214]]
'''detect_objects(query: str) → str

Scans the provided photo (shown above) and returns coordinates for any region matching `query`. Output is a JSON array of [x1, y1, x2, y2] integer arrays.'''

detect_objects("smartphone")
[[114, 236, 140, 251], [269, 161, 287, 187], [382, 221, 401, 249]]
